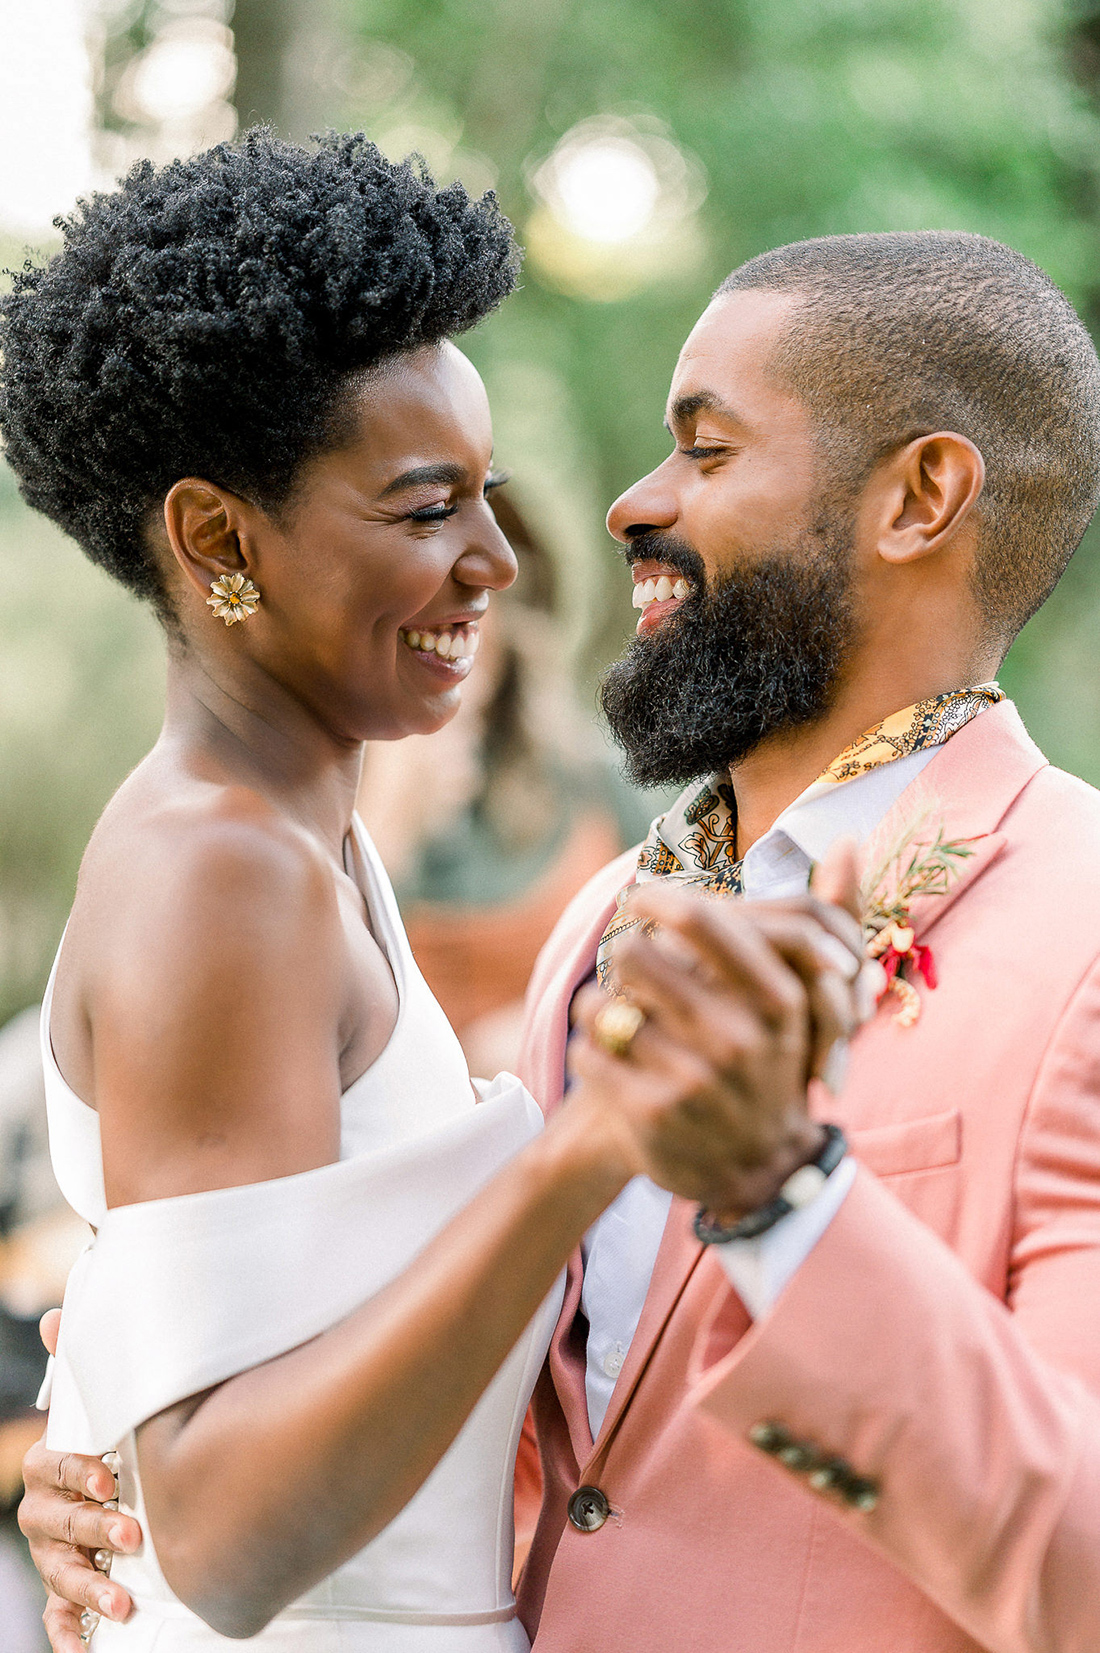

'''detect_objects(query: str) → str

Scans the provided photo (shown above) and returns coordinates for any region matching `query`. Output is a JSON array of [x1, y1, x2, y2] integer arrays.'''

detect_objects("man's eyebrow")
[[378, 462, 466, 499], [664, 391, 746, 433]]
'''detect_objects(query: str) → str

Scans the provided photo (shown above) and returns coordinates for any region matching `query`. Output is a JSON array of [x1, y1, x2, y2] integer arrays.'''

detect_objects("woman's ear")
[[162, 479, 253, 600], [872, 431, 985, 567]]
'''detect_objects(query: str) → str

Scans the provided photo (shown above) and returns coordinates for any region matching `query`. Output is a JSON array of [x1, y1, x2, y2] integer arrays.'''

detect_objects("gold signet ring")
[[592, 998, 646, 1058]]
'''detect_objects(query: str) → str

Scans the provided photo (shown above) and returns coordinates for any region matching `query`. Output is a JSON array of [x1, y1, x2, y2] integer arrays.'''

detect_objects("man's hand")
[[570, 848, 875, 1217], [18, 1312, 139, 1652]]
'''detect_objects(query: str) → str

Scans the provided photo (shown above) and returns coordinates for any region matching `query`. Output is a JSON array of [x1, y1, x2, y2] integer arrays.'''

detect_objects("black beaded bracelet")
[[693, 1124, 849, 1245]]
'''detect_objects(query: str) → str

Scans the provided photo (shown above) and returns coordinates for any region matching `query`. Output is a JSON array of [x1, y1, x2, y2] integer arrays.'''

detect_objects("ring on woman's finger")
[[592, 997, 646, 1058]]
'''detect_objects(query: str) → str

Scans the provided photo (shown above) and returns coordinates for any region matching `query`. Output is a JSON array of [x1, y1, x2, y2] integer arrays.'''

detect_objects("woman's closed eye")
[[406, 469, 510, 524], [406, 502, 459, 524]]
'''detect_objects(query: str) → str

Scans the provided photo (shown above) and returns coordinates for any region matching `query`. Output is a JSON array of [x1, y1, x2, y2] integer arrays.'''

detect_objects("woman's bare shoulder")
[[59, 774, 351, 1201], [75, 772, 339, 979]]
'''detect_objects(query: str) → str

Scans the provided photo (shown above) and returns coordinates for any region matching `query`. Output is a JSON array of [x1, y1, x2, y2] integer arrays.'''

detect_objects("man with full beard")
[[512, 229, 1100, 1652], [23, 230, 1100, 1651]]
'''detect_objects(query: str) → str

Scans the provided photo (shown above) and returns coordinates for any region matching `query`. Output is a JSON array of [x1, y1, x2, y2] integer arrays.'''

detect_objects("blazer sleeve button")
[[777, 1440, 817, 1473], [568, 1486, 611, 1532], [844, 1476, 880, 1512], [748, 1420, 791, 1455], [807, 1458, 849, 1493]]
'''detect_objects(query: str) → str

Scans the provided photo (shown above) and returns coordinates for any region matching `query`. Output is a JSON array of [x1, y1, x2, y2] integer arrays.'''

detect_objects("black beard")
[[599, 524, 857, 789]]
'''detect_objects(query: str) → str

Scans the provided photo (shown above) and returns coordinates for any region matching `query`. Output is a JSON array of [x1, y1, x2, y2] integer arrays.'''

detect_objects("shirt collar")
[[740, 744, 942, 898]]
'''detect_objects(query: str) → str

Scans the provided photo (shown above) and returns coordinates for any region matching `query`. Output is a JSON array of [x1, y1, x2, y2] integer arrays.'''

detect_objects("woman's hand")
[[568, 844, 876, 1219]]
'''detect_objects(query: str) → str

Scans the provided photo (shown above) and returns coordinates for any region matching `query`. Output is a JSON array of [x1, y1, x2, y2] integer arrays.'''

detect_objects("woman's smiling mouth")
[[399, 619, 481, 673]]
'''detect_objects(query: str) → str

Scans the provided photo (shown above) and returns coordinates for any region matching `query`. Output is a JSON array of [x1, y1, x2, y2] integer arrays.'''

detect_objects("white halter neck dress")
[[41, 817, 562, 1651]]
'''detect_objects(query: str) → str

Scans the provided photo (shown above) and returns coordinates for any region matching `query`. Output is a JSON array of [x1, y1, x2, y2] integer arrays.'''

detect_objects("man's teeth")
[[401, 626, 480, 659], [631, 576, 693, 610]]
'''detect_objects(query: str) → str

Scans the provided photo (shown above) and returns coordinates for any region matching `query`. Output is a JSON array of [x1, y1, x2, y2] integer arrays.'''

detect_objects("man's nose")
[[606, 462, 678, 544]]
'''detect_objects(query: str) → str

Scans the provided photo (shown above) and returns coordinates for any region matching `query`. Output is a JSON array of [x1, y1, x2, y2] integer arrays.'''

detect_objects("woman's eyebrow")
[[378, 461, 466, 498]]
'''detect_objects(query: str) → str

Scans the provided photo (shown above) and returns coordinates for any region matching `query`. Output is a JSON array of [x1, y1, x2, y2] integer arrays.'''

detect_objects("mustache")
[[621, 531, 707, 590]]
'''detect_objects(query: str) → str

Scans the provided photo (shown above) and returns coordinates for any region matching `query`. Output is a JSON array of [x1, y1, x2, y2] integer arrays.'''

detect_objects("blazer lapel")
[[547, 1253, 595, 1467], [861, 701, 1045, 944]]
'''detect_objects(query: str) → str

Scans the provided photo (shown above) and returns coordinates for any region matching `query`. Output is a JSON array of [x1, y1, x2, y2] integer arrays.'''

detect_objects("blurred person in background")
[[360, 488, 651, 1075]]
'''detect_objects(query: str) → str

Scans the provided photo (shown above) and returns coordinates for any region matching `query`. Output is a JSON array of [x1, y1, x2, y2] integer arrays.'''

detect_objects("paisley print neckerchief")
[[594, 682, 1004, 991]]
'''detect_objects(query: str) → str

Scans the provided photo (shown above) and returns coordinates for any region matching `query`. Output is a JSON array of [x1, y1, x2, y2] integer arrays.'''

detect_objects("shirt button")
[[568, 1485, 611, 1532], [601, 1343, 625, 1378]]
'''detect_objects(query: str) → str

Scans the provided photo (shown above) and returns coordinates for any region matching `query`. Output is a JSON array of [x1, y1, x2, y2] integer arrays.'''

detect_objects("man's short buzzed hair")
[[719, 231, 1100, 644]]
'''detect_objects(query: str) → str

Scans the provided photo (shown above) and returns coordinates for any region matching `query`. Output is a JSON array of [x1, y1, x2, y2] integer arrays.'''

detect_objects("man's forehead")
[[667, 288, 802, 423]]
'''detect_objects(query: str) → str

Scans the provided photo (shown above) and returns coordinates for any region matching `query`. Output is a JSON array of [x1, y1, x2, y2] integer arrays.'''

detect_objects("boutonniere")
[[862, 818, 975, 1026]]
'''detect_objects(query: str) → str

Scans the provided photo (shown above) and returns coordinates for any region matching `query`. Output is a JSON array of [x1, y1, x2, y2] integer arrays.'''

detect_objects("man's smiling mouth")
[[630, 564, 695, 635], [631, 574, 693, 610]]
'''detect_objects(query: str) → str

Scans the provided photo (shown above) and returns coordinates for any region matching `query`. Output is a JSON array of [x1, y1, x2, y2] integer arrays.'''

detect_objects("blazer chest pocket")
[[848, 1108, 962, 1177]]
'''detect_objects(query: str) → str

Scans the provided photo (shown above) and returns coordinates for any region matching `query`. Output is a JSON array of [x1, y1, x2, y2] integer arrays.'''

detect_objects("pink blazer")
[[516, 702, 1100, 1653]]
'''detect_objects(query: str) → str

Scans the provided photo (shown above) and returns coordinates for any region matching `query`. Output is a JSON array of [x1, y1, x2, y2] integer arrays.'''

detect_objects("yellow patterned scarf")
[[595, 682, 1004, 990]]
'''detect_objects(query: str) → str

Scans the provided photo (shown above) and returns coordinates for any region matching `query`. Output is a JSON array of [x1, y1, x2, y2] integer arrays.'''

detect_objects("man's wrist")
[[698, 1119, 828, 1227], [695, 1125, 848, 1244]]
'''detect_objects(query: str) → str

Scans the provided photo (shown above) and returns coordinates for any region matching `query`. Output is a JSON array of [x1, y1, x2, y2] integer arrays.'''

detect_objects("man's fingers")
[[55, 1448, 117, 1504], [43, 1593, 91, 1653], [31, 1545, 131, 1623], [39, 1308, 61, 1359], [21, 1488, 140, 1555]]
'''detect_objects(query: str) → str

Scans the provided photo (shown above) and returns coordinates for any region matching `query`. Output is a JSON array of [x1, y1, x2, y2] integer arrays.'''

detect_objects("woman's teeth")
[[400, 625, 480, 660], [631, 575, 693, 610]]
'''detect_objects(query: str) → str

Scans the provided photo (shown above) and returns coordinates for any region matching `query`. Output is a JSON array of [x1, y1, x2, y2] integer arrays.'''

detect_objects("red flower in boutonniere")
[[862, 820, 974, 1026]]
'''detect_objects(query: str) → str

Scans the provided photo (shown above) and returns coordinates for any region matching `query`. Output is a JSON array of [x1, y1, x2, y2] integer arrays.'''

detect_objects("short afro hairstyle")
[[719, 231, 1100, 645], [0, 128, 519, 615]]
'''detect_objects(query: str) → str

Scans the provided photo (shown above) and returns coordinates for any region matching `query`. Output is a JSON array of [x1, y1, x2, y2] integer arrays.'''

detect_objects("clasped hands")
[[567, 841, 878, 1221]]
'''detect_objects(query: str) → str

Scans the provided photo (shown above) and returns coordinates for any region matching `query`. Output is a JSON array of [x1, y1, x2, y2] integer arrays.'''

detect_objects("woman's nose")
[[455, 508, 518, 592]]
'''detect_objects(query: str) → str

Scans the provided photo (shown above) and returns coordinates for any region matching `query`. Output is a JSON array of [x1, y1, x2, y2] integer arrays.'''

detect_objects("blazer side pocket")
[[849, 1108, 962, 1177]]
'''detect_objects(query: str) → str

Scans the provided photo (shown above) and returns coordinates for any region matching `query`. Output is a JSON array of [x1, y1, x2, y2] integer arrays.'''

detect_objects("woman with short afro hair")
[[0, 129, 687, 1651]]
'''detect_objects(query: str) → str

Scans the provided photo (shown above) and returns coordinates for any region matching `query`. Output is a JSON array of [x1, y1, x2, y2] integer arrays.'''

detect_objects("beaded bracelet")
[[693, 1124, 849, 1244]]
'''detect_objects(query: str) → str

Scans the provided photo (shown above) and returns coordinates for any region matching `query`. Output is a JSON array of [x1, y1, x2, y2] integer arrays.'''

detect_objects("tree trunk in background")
[[230, 0, 295, 131], [231, 0, 342, 140]]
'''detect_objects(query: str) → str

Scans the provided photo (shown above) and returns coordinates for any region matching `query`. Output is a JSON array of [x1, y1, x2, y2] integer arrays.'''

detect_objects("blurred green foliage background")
[[5, 0, 1100, 1023]]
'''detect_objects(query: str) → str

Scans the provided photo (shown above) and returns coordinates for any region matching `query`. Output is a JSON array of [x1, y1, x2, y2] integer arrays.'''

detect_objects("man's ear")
[[871, 431, 984, 566], [162, 478, 256, 601]]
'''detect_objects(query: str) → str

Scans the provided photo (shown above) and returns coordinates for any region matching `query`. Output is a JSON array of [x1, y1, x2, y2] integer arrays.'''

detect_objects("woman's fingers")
[[620, 897, 810, 1032], [619, 882, 868, 1072], [614, 928, 801, 1081], [630, 883, 863, 995], [616, 900, 859, 1080]]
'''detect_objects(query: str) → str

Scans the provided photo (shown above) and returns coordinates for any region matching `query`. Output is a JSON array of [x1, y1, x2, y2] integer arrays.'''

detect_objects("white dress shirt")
[[580, 745, 940, 1439]]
